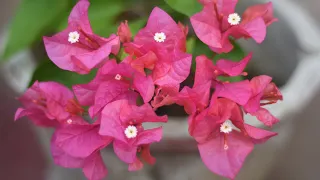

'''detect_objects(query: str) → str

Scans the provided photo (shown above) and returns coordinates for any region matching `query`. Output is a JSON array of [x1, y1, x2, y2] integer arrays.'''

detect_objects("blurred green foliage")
[[2, 0, 246, 87]]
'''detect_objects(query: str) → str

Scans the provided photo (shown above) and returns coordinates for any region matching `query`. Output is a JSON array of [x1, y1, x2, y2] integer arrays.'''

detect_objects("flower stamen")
[[154, 32, 166, 43], [68, 31, 80, 44], [124, 125, 138, 139], [228, 13, 241, 25]]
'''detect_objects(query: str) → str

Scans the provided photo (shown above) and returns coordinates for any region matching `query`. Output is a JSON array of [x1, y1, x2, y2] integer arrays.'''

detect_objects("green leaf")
[[88, 1, 124, 37], [186, 37, 196, 54], [164, 0, 202, 17], [30, 59, 96, 88], [129, 18, 147, 36], [213, 41, 245, 62], [2, 0, 69, 60], [218, 76, 244, 83], [191, 38, 214, 71]]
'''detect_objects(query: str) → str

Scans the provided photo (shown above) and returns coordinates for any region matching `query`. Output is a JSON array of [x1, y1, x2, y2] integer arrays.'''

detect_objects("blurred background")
[[1, 0, 320, 179]]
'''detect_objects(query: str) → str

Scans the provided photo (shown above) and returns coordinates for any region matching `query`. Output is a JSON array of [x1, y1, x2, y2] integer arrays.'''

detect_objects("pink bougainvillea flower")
[[191, 1, 276, 53], [189, 97, 277, 179], [51, 118, 112, 180], [244, 75, 283, 126], [124, 44, 191, 88], [192, 55, 252, 105], [242, 2, 278, 26], [43, 0, 120, 74], [133, 7, 187, 52], [15, 81, 85, 127], [73, 60, 154, 117], [99, 99, 167, 168], [117, 20, 132, 43]]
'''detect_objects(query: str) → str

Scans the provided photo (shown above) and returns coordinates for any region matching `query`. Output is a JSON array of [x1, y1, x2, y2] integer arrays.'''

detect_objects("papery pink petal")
[[128, 158, 144, 171], [250, 107, 279, 127], [198, 132, 254, 179], [214, 80, 252, 105], [134, 7, 185, 51], [190, 110, 220, 143], [72, 83, 96, 106], [100, 100, 127, 142], [175, 82, 211, 115], [191, 5, 222, 49], [153, 50, 192, 86], [43, 31, 91, 74], [73, 36, 120, 70], [137, 127, 163, 145], [53, 125, 111, 158], [120, 103, 168, 124], [242, 2, 278, 26], [83, 152, 108, 180], [217, 0, 238, 15], [133, 74, 155, 103], [91, 80, 130, 117], [68, 0, 92, 33], [216, 53, 252, 76], [113, 140, 137, 163], [194, 55, 216, 87], [243, 124, 277, 144], [51, 133, 85, 168], [240, 17, 266, 43], [14, 108, 58, 127]]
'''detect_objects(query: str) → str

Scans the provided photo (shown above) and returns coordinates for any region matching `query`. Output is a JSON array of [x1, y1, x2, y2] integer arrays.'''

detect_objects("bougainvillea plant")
[[14, 0, 282, 179]]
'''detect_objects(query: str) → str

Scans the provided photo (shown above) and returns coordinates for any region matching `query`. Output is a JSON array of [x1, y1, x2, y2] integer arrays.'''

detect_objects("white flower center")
[[67, 119, 73, 124], [228, 13, 241, 25], [220, 120, 233, 134], [115, 74, 122, 80], [154, 32, 166, 43], [68, 31, 80, 44], [124, 125, 138, 138]]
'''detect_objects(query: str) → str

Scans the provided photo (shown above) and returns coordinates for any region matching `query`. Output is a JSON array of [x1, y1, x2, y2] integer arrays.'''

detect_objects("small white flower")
[[124, 125, 138, 139], [115, 74, 122, 80], [228, 13, 241, 25], [154, 32, 166, 43], [67, 119, 73, 124], [220, 120, 233, 134], [68, 31, 80, 44]]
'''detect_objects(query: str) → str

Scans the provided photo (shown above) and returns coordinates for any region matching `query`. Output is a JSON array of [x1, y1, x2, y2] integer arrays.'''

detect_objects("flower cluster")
[[14, 0, 282, 179]]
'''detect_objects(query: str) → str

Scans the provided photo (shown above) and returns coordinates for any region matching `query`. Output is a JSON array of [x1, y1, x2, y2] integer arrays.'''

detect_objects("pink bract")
[[51, 118, 111, 180], [99, 99, 167, 167], [191, 97, 277, 179], [191, 1, 276, 53], [43, 0, 120, 74], [73, 60, 154, 117], [15, 81, 84, 127]]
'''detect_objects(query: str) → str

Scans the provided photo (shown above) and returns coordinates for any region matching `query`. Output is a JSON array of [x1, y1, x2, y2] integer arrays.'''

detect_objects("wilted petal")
[[250, 107, 279, 127], [117, 20, 132, 43]]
